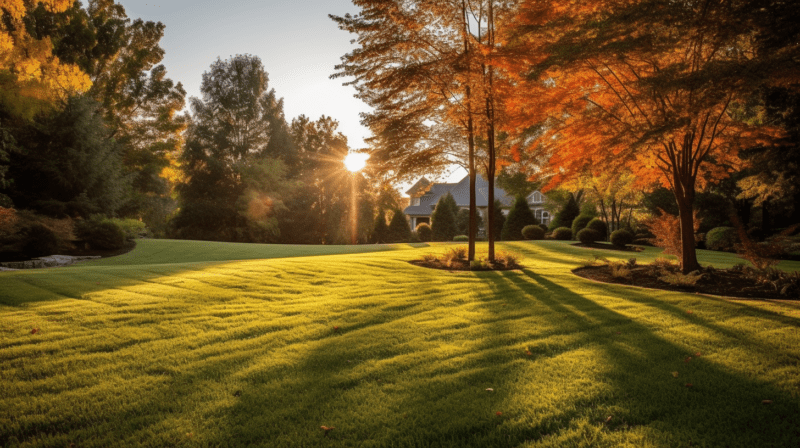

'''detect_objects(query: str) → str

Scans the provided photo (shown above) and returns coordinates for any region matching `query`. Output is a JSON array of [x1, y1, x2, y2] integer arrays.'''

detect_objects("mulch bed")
[[574, 264, 797, 300], [410, 259, 522, 272]]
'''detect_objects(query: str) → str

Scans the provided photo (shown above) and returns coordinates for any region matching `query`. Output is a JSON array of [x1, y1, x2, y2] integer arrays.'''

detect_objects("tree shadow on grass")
[[4, 258, 799, 447], [478, 268, 800, 447]]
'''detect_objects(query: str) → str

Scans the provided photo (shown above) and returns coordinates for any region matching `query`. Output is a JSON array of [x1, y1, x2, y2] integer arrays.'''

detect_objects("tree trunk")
[[672, 172, 700, 273], [486, 0, 497, 262], [463, 0, 477, 262], [468, 90, 477, 262]]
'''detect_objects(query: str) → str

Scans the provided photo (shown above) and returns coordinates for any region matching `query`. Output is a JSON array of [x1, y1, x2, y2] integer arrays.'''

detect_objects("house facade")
[[403, 175, 550, 231]]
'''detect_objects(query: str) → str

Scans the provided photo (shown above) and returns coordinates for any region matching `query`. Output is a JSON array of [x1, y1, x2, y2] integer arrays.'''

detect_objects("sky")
[[116, 0, 369, 148], [116, 0, 467, 187]]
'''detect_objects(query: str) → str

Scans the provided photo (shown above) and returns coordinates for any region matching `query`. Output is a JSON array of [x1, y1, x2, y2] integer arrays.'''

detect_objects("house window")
[[536, 210, 550, 226], [411, 197, 420, 206]]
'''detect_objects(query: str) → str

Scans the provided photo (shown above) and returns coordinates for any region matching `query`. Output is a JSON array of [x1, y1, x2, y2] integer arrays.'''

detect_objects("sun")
[[344, 152, 369, 172]]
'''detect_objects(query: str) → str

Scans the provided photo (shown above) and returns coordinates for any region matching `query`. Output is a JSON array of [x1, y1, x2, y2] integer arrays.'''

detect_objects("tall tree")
[[18, 0, 188, 231], [175, 55, 294, 242], [332, 0, 487, 261], [501, 0, 786, 272], [6, 95, 130, 217], [286, 114, 354, 244]]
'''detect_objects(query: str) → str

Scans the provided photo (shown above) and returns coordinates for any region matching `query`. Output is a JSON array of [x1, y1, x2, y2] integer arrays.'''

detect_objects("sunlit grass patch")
[[1, 240, 799, 447]]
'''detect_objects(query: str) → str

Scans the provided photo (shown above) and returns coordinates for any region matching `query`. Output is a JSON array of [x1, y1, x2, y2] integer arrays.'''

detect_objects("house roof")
[[405, 177, 433, 197], [404, 175, 515, 216]]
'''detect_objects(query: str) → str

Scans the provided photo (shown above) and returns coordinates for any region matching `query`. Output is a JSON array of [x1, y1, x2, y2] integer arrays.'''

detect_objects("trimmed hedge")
[[706, 226, 738, 251], [76, 220, 126, 250], [415, 223, 432, 242], [577, 228, 601, 244], [453, 235, 468, 242], [522, 225, 545, 240], [571, 215, 594, 240], [552, 227, 572, 240], [586, 218, 608, 240], [610, 229, 634, 247], [22, 224, 60, 257]]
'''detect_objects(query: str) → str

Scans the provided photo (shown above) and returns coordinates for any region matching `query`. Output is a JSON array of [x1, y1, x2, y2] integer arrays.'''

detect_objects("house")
[[403, 175, 551, 230]]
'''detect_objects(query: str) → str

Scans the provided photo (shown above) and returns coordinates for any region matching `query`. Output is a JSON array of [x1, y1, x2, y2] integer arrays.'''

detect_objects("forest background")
[[1, 0, 798, 271]]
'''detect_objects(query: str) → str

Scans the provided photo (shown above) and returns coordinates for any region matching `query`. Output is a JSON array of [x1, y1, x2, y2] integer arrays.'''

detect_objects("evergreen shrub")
[[453, 235, 468, 242]]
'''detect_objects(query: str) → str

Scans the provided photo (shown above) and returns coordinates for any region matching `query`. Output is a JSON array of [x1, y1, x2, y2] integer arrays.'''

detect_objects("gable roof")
[[404, 175, 515, 216], [405, 177, 432, 197]]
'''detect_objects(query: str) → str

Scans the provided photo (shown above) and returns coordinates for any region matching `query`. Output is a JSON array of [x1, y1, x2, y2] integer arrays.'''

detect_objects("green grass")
[[1, 240, 799, 447]]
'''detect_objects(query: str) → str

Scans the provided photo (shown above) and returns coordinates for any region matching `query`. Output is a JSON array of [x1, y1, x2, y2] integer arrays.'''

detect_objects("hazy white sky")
[[117, 0, 370, 148]]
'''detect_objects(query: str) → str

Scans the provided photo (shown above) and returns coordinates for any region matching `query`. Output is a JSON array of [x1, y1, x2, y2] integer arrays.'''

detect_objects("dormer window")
[[411, 197, 420, 206]]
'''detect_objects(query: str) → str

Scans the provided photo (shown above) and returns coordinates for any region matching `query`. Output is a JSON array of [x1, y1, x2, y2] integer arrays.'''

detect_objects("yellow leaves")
[[0, 31, 12, 54], [0, 1, 91, 118]]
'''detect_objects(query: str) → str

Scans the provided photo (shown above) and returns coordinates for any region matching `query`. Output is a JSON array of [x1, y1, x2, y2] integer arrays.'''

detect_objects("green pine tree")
[[502, 196, 538, 241], [387, 209, 412, 243], [431, 192, 458, 241], [371, 209, 389, 243], [550, 194, 581, 230]]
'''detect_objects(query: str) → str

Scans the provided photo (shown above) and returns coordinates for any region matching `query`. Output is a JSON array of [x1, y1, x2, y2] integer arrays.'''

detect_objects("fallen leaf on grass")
[[684, 356, 692, 363], [671, 371, 679, 378], [762, 400, 773, 405], [685, 383, 693, 388], [694, 352, 702, 357], [321, 426, 335, 436], [686, 310, 694, 314], [30, 328, 39, 335], [495, 412, 503, 416], [485, 388, 494, 392], [333, 326, 340, 331], [525, 350, 532, 356], [605, 416, 613, 424]]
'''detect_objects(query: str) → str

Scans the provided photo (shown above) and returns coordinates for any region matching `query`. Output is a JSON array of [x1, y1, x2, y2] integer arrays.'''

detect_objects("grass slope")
[[1, 240, 799, 448], [79, 238, 414, 267]]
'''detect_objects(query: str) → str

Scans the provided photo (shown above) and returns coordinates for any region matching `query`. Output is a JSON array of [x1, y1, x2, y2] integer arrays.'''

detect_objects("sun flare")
[[344, 152, 369, 172]]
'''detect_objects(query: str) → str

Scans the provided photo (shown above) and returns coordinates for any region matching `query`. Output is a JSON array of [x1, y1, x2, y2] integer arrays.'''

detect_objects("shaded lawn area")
[[0, 240, 799, 447]]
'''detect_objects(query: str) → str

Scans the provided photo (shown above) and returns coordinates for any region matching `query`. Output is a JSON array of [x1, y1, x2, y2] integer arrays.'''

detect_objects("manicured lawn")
[[1, 240, 799, 447]]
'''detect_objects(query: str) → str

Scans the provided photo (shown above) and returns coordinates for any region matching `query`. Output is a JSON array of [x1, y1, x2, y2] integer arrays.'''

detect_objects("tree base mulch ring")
[[571, 242, 644, 252], [573, 265, 798, 300], [409, 259, 523, 272]]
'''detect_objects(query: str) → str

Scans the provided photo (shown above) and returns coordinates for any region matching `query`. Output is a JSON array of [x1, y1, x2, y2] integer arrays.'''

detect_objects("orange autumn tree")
[[499, 0, 783, 273], [333, 0, 500, 261]]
